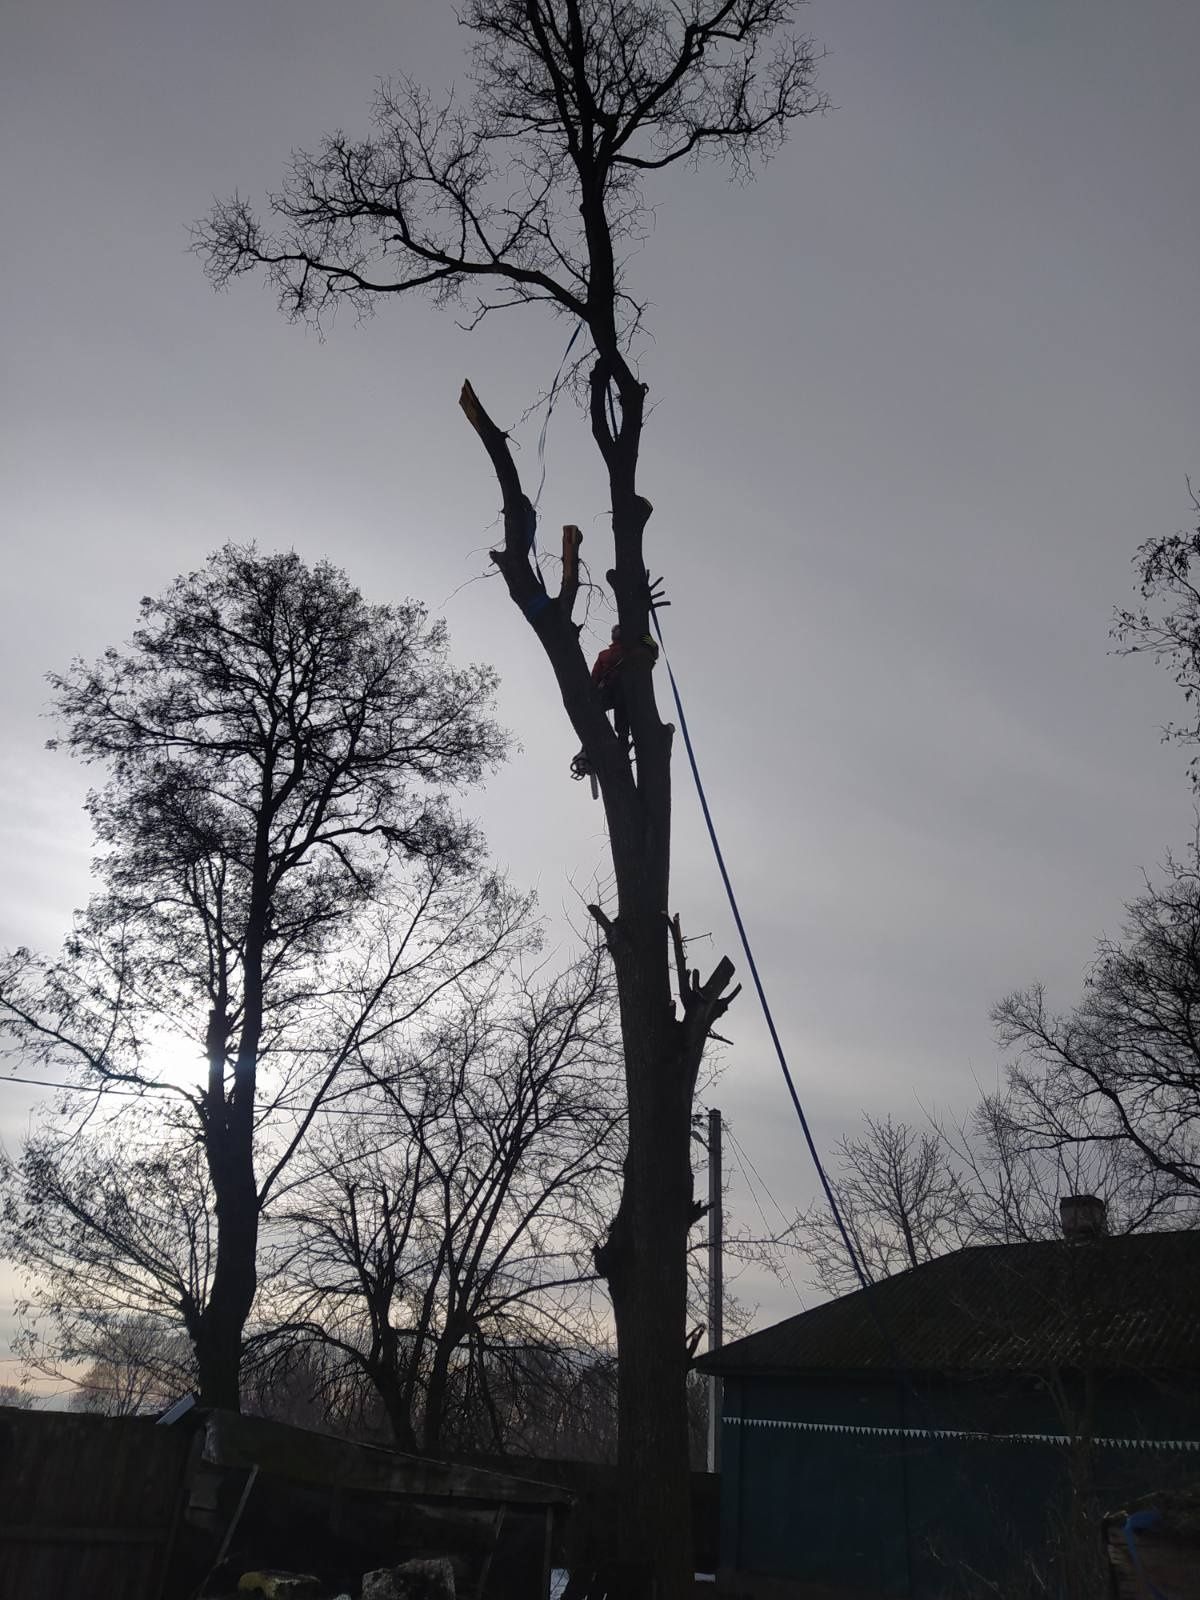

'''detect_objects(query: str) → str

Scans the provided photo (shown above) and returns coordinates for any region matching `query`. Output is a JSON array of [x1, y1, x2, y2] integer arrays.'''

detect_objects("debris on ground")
[[361, 1556, 457, 1600], [1102, 1486, 1200, 1599], [237, 1574, 324, 1599]]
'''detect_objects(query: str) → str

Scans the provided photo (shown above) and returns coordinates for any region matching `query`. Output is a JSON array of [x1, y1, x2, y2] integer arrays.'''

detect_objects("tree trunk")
[[194, 932, 265, 1410], [461, 374, 735, 1600], [375, 1358, 419, 1455], [421, 1330, 458, 1456], [195, 1125, 259, 1409], [598, 516, 693, 1595], [600, 930, 697, 1597]]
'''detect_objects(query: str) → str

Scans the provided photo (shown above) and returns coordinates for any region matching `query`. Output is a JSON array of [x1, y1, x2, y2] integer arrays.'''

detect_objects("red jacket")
[[591, 641, 625, 686]]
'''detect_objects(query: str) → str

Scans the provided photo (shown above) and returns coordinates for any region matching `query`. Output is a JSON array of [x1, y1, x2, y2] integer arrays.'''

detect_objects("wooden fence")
[[0, 1405, 573, 1599], [0, 1405, 195, 1600]]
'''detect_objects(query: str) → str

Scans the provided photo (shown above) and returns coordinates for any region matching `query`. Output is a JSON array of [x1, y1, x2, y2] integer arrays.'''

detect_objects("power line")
[[726, 1126, 796, 1239], [0, 1072, 422, 1121], [724, 1127, 805, 1309], [1, 1073, 175, 1102]]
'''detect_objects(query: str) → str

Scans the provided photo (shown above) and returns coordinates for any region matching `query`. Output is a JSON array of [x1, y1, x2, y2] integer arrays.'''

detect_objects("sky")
[[2, 0, 1199, 1378]]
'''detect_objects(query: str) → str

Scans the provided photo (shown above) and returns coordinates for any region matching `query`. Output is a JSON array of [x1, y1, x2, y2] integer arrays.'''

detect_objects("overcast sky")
[[3, 1, 1199, 1376]]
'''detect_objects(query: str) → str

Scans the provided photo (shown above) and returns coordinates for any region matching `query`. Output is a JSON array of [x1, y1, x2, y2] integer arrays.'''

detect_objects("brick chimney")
[[1059, 1194, 1107, 1241]]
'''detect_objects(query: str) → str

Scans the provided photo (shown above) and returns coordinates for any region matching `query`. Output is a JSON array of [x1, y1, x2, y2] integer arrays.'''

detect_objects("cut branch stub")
[[561, 524, 583, 620], [668, 913, 690, 1000], [668, 912, 739, 1059], [459, 381, 633, 802]]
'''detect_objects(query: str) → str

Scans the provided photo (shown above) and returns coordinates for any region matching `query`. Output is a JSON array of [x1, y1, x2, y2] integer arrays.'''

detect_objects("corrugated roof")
[[699, 1229, 1200, 1376]]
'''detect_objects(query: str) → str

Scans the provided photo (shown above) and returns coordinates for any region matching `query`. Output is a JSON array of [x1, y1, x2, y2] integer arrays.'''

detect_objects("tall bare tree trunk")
[[598, 943, 697, 1591], [196, 1131, 259, 1409], [421, 1332, 458, 1457], [374, 1325, 420, 1455], [195, 891, 268, 1410], [462, 366, 735, 1600], [196, 3, 824, 1574]]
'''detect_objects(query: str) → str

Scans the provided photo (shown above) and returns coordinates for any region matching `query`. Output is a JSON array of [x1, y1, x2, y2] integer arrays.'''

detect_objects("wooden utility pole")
[[707, 1106, 723, 1474]]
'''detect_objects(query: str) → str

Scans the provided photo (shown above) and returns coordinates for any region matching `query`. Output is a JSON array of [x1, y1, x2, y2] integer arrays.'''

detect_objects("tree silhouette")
[[197, 9, 824, 1588], [0, 545, 518, 1408]]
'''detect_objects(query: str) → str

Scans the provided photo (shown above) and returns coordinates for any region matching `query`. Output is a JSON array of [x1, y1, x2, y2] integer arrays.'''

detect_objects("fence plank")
[[0, 1406, 193, 1600]]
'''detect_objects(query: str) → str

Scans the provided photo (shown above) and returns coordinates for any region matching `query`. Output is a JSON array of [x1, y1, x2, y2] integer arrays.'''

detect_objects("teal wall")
[[719, 1370, 1200, 1596]]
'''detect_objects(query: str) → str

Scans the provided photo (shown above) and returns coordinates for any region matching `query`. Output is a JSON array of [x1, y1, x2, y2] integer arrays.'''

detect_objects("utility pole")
[[706, 1106, 723, 1474]]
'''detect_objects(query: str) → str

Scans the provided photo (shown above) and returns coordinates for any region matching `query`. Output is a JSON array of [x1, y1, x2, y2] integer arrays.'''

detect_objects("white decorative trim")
[[722, 1415, 1200, 1452]]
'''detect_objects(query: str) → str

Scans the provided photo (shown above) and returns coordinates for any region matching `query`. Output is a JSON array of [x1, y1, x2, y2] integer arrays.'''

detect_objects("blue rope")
[[638, 615, 1115, 1593], [647, 612, 1058, 1598], [648, 607, 875, 1298], [647, 607, 942, 1600]]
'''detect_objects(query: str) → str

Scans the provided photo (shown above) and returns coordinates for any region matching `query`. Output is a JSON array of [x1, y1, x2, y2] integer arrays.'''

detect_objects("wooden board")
[[200, 1411, 572, 1506], [0, 1406, 193, 1600]]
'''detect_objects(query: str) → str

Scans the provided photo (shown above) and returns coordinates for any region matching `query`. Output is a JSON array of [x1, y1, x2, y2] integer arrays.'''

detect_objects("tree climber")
[[571, 624, 659, 785], [592, 624, 632, 744]]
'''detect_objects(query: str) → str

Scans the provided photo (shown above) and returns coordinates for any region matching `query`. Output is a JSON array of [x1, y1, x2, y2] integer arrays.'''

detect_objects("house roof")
[[699, 1228, 1200, 1376]]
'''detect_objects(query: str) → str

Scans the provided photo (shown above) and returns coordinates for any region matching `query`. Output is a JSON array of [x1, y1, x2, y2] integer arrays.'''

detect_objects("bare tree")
[[949, 512, 1200, 1241], [1113, 489, 1200, 778], [472, 1342, 621, 1462], [795, 1115, 972, 1297], [793, 511, 1200, 1306], [944, 1082, 1190, 1243], [0, 1384, 34, 1410], [798, 1090, 1191, 1300], [0, 545, 521, 1408], [67, 1315, 192, 1417], [992, 848, 1200, 1211], [240, 1338, 379, 1435], [272, 940, 623, 1455], [196, 10, 825, 1586], [1, 1131, 210, 1396]]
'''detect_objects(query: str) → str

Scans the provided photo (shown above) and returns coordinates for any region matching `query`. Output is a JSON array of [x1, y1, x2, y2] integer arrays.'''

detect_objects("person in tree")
[[570, 624, 659, 783], [592, 624, 631, 744]]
